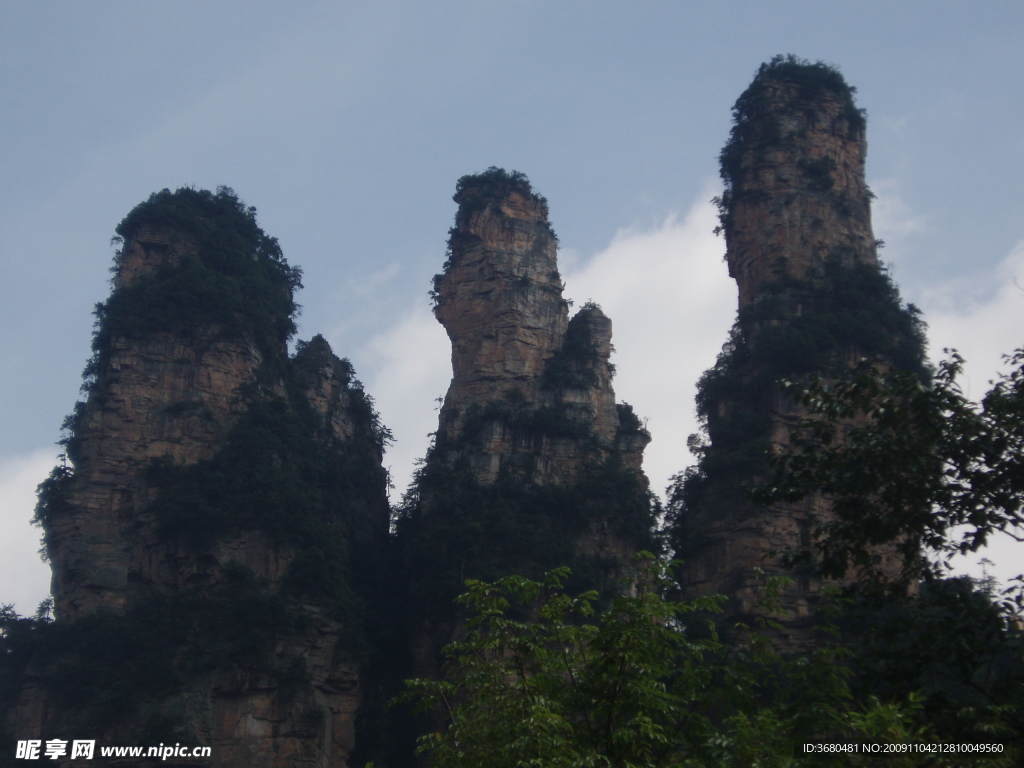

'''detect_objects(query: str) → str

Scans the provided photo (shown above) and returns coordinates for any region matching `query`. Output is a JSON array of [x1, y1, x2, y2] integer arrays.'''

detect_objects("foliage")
[[32, 464, 73, 528], [543, 303, 607, 391], [396, 455, 656, 621], [397, 560, 952, 768], [716, 55, 867, 236], [616, 402, 649, 439], [719, 55, 865, 190], [836, 577, 1024, 750], [431, 168, 558, 306], [740, 349, 1024, 751], [452, 167, 547, 218], [143, 350, 387, 618], [456, 398, 595, 444], [754, 351, 1024, 584], [88, 186, 302, 389]]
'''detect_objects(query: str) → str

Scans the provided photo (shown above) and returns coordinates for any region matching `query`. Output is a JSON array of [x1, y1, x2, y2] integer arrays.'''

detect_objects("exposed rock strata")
[[722, 77, 878, 308], [398, 170, 654, 696]]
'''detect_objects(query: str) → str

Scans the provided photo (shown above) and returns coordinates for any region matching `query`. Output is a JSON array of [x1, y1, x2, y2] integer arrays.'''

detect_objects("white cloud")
[[562, 185, 735, 498], [355, 301, 453, 501], [869, 177, 927, 265], [921, 240, 1024, 399], [0, 449, 56, 615], [351, 187, 735, 503], [918, 240, 1024, 587]]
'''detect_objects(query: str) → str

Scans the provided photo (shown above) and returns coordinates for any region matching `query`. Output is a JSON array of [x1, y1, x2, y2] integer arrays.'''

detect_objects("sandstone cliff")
[[670, 57, 927, 642], [4, 188, 390, 767]]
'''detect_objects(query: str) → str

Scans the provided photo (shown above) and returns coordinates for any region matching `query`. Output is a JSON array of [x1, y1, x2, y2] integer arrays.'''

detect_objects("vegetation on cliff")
[[397, 350, 1024, 764], [89, 186, 302, 386], [452, 166, 548, 218], [432, 167, 558, 303], [543, 302, 615, 391], [715, 55, 868, 236], [671, 55, 927, 552], [719, 54, 864, 196], [396, 453, 655, 618], [1, 568, 304, 738]]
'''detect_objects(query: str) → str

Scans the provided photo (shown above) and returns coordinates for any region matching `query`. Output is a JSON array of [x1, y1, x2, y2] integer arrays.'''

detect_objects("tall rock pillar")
[[671, 57, 926, 643], [4, 188, 391, 767], [397, 168, 655, 671]]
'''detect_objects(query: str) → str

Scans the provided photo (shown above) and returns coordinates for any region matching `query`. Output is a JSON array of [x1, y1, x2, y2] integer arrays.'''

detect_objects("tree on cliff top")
[[453, 166, 547, 214], [719, 55, 865, 190], [95, 186, 303, 366]]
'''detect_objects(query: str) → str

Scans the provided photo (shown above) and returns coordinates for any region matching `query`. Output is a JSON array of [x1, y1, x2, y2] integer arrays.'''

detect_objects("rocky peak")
[[719, 56, 877, 308], [8, 188, 390, 767], [428, 168, 645, 486], [434, 172, 566, 411]]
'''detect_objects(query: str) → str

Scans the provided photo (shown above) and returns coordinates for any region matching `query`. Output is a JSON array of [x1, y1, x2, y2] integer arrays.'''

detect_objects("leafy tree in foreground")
[[397, 560, 946, 768], [394, 349, 1024, 766], [754, 349, 1024, 753], [755, 350, 1024, 587]]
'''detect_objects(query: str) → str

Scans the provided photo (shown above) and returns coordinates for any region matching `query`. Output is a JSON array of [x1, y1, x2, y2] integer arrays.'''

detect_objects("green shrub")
[[452, 167, 547, 218], [542, 302, 606, 391]]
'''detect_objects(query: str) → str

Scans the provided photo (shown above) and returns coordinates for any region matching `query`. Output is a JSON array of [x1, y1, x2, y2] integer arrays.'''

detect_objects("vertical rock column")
[[428, 167, 646, 491], [45, 225, 265, 619], [7, 189, 391, 768], [721, 64, 878, 307], [673, 59, 923, 643]]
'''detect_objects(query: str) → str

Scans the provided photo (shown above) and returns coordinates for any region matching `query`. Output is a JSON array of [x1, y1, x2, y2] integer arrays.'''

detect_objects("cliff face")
[[5, 189, 390, 767], [671, 58, 926, 640], [48, 227, 265, 620]]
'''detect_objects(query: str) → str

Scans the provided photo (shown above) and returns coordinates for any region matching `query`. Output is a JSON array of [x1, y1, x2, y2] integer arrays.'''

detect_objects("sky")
[[2, 1, 1023, 614]]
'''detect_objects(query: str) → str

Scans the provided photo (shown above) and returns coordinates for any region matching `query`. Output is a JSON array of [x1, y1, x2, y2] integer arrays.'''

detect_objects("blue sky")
[[2, 1, 1023, 613]]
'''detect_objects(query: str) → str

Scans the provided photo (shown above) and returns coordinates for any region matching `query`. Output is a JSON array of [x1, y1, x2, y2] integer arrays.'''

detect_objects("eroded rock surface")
[[431, 174, 645, 488]]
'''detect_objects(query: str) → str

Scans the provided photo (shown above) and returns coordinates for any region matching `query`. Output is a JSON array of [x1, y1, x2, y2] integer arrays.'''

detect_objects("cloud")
[[350, 188, 735, 503], [871, 178, 927, 241], [355, 301, 452, 501], [920, 239, 1024, 399], [0, 449, 56, 615], [562, 185, 735, 498], [917, 240, 1024, 587]]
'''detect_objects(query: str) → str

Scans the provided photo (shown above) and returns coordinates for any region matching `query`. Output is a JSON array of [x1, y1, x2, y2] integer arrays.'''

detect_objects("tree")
[[397, 560, 939, 768], [755, 350, 1024, 590]]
